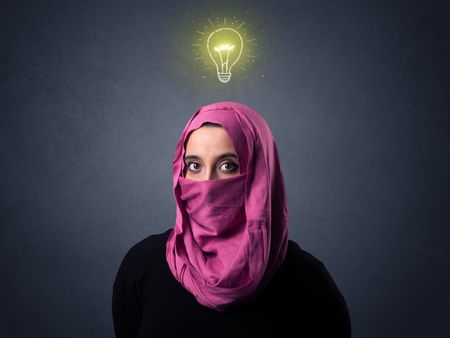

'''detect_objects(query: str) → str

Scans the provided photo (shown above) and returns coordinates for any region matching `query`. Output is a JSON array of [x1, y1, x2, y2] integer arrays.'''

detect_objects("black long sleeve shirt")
[[112, 229, 351, 338]]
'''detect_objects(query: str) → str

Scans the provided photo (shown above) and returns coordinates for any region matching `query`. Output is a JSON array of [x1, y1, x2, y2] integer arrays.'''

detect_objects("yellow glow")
[[190, 15, 259, 83]]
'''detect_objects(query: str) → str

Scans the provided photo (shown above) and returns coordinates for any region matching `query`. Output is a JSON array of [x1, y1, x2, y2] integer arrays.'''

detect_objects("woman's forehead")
[[182, 109, 249, 172], [185, 126, 235, 150]]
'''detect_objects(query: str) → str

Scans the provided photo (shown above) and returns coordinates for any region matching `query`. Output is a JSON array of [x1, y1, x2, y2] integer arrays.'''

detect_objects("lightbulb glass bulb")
[[207, 28, 243, 83]]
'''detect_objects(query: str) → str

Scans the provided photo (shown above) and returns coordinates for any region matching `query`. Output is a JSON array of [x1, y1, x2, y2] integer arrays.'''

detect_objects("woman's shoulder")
[[113, 228, 173, 285], [281, 239, 351, 336], [128, 228, 172, 256], [283, 239, 347, 299]]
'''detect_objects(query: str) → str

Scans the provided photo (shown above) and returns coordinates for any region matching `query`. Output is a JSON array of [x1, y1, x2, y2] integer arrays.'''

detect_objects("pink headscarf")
[[165, 101, 289, 312]]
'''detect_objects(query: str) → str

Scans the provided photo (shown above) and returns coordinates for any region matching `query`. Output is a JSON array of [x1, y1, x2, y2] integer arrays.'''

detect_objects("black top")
[[112, 229, 351, 338]]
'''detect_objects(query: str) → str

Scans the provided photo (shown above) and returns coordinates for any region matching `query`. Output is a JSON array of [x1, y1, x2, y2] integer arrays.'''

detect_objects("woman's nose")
[[204, 168, 217, 180]]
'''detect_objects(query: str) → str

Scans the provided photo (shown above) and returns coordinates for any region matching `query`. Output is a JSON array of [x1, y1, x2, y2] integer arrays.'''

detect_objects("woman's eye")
[[187, 162, 200, 171], [220, 161, 238, 171]]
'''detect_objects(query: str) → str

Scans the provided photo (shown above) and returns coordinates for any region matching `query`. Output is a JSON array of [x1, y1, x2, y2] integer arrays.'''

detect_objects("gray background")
[[1, 0, 449, 337]]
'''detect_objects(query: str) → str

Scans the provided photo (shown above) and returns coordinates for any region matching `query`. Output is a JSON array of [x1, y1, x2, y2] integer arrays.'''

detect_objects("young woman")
[[112, 101, 351, 337]]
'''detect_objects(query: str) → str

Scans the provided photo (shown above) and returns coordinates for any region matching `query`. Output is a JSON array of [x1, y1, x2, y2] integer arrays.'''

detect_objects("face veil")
[[165, 101, 290, 312]]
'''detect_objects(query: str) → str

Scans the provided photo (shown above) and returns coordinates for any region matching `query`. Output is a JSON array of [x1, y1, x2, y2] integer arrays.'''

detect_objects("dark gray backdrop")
[[1, 0, 449, 337]]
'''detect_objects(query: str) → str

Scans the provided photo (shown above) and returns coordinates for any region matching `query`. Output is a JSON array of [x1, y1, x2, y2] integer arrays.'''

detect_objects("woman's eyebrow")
[[184, 153, 238, 162]]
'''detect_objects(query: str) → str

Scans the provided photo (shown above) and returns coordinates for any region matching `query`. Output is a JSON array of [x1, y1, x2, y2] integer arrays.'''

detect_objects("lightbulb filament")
[[214, 44, 235, 52]]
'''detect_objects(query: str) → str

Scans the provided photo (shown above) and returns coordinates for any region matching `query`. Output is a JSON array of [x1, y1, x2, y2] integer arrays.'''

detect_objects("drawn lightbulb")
[[207, 28, 243, 83]]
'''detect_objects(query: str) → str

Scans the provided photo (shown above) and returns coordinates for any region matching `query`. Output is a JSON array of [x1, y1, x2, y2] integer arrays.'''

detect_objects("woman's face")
[[183, 126, 240, 181]]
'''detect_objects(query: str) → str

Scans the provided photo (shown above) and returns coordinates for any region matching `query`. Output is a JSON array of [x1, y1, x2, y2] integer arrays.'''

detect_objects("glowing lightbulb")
[[207, 28, 243, 83]]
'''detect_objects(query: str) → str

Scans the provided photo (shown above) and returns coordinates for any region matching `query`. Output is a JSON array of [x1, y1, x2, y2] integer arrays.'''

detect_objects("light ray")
[[236, 21, 245, 29]]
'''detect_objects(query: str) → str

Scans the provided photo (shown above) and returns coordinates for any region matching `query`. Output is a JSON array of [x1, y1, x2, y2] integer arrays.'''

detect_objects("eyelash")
[[185, 161, 239, 173]]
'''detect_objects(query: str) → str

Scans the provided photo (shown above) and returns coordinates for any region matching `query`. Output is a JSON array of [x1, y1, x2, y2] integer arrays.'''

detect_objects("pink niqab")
[[165, 101, 289, 312]]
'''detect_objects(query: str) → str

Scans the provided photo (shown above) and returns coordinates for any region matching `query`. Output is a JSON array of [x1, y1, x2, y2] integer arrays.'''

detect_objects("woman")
[[112, 101, 351, 337]]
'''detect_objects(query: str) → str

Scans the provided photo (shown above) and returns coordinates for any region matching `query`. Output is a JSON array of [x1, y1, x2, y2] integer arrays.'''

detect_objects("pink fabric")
[[165, 101, 290, 312]]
